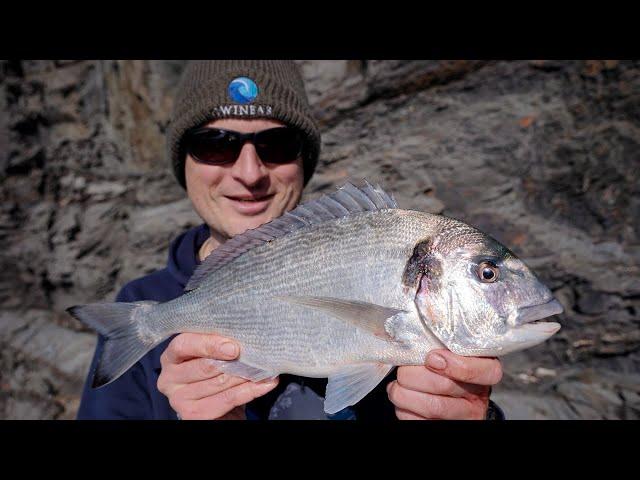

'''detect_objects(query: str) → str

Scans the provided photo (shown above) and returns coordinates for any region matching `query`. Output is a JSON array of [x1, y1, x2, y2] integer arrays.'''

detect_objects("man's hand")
[[387, 349, 502, 420], [157, 333, 279, 420]]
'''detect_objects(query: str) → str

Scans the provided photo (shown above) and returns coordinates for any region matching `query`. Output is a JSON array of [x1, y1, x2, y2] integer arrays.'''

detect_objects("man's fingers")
[[387, 381, 487, 420], [394, 408, 428, 421], [178, 373, 250, 401], [425, 350, 503, 386], [219, 406, 247, 420], [182, 377, 280, 420], [164, 358, 231, 386], [161, 333, 240, 365], [396, 365, 486, 399]]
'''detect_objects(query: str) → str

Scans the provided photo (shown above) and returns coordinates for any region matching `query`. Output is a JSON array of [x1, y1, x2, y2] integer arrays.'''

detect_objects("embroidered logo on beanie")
[[228, 77, 258, 104]]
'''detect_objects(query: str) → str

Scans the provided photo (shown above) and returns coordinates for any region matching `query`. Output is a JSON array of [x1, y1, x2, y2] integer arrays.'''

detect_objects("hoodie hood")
[[166, 223, 211, 287]]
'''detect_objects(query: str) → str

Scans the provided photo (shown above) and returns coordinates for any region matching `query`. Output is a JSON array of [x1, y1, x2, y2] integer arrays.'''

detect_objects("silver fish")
[[68, 181, 563, 414]]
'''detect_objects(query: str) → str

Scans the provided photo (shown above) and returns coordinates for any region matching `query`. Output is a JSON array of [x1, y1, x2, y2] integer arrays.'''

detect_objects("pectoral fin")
[[275, 295, 405, 341], [324, 363, 395, 414]]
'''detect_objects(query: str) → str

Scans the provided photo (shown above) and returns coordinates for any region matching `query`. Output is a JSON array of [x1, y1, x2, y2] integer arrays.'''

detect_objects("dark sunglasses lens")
[[255, 128, 303, 163], [187, 129, 239, 165]]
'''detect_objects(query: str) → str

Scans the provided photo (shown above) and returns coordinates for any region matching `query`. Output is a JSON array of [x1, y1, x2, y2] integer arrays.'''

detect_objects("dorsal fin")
[[184, 180, 398, 292]]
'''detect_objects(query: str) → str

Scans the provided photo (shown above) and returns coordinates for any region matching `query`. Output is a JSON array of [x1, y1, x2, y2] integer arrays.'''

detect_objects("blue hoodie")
[[77, 223, 399, 420]]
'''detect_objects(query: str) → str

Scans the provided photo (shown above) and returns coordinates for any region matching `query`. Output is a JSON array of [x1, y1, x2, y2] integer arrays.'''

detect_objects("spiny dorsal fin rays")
[[342, 182, 378, 210], [184, 180, 399, 292], [333, 189, 364, 212], [319, 195, 351, 217]]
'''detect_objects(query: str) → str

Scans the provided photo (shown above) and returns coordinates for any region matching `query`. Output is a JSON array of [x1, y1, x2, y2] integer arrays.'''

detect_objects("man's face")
[[185, 118, 304, 241]]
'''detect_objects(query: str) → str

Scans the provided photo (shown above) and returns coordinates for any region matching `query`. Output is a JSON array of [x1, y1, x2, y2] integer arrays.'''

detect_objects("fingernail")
[[220, 342, 238, 358], [427, 353, 447, 370], [260, 377, 278, 387]]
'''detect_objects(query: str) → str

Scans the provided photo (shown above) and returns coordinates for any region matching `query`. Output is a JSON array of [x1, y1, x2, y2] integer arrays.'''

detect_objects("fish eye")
[[477, 261, 499, 283]]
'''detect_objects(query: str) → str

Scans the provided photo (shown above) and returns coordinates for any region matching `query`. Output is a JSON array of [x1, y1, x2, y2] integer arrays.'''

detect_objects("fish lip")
[[514, 321, 562, 335], [498, 321, 562, 354], [515, 298, 564, 325]]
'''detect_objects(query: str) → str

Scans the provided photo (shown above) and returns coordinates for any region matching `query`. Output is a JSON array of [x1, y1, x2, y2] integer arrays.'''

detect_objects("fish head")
[[413, 225, 562, 357]]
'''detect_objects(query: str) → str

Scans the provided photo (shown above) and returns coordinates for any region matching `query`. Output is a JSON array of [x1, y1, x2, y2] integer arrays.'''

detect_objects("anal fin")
[[324, 363, 394, 414]]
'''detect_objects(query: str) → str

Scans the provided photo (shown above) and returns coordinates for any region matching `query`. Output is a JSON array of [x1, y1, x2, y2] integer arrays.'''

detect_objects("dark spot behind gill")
[[402, 238, 441, 291]]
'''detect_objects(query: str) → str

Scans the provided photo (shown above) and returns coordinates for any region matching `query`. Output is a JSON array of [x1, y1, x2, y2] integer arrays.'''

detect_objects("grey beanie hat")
[[167, 60, 321, 189]]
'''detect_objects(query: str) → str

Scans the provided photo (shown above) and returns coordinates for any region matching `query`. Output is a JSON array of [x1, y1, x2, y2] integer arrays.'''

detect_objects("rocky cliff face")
[[1, 60, 639, 419]]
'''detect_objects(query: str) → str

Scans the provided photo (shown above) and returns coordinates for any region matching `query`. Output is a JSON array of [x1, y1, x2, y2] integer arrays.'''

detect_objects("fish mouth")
[[512, 298, 563, 337], [515, 320, 562, 335], [488, 299, 563, 355], [516, 298, 563, 325]]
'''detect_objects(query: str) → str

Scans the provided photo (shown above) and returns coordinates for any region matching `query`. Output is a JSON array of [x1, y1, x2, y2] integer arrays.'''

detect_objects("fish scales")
[[157, 209, 437, 373]]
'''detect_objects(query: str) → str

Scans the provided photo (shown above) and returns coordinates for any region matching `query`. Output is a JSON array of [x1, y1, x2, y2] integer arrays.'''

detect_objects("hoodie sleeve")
[[76, 284, 154, 420]]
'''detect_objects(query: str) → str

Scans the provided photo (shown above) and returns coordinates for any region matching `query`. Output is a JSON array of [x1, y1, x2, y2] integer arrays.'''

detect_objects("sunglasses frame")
[[184, 126, 305, 166]]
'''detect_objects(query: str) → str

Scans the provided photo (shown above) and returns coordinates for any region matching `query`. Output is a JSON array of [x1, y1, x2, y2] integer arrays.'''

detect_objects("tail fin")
[[67, 301, 161, 388]]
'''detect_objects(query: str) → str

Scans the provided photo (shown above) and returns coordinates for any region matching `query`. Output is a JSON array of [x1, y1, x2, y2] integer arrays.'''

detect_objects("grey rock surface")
[[1, 60, 639, 419]]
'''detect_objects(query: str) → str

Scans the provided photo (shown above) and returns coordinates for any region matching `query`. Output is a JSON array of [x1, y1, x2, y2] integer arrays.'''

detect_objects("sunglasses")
[[184, 126, 304, 166]]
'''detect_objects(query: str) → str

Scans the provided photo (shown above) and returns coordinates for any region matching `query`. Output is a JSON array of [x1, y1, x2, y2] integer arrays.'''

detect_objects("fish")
[[67, 180, 563, 414]]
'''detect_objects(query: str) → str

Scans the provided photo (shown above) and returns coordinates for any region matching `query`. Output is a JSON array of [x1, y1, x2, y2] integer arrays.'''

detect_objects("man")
[[77, 60, 504, 420]]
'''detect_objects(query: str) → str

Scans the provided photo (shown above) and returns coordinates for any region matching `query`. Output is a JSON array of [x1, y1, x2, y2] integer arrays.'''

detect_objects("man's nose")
[[230, 143, 268, 187]]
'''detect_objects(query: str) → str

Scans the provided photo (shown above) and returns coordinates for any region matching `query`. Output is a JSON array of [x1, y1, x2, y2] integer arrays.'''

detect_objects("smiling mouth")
[[224, 193, 275, 215], [226, 194, 274, 201]]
